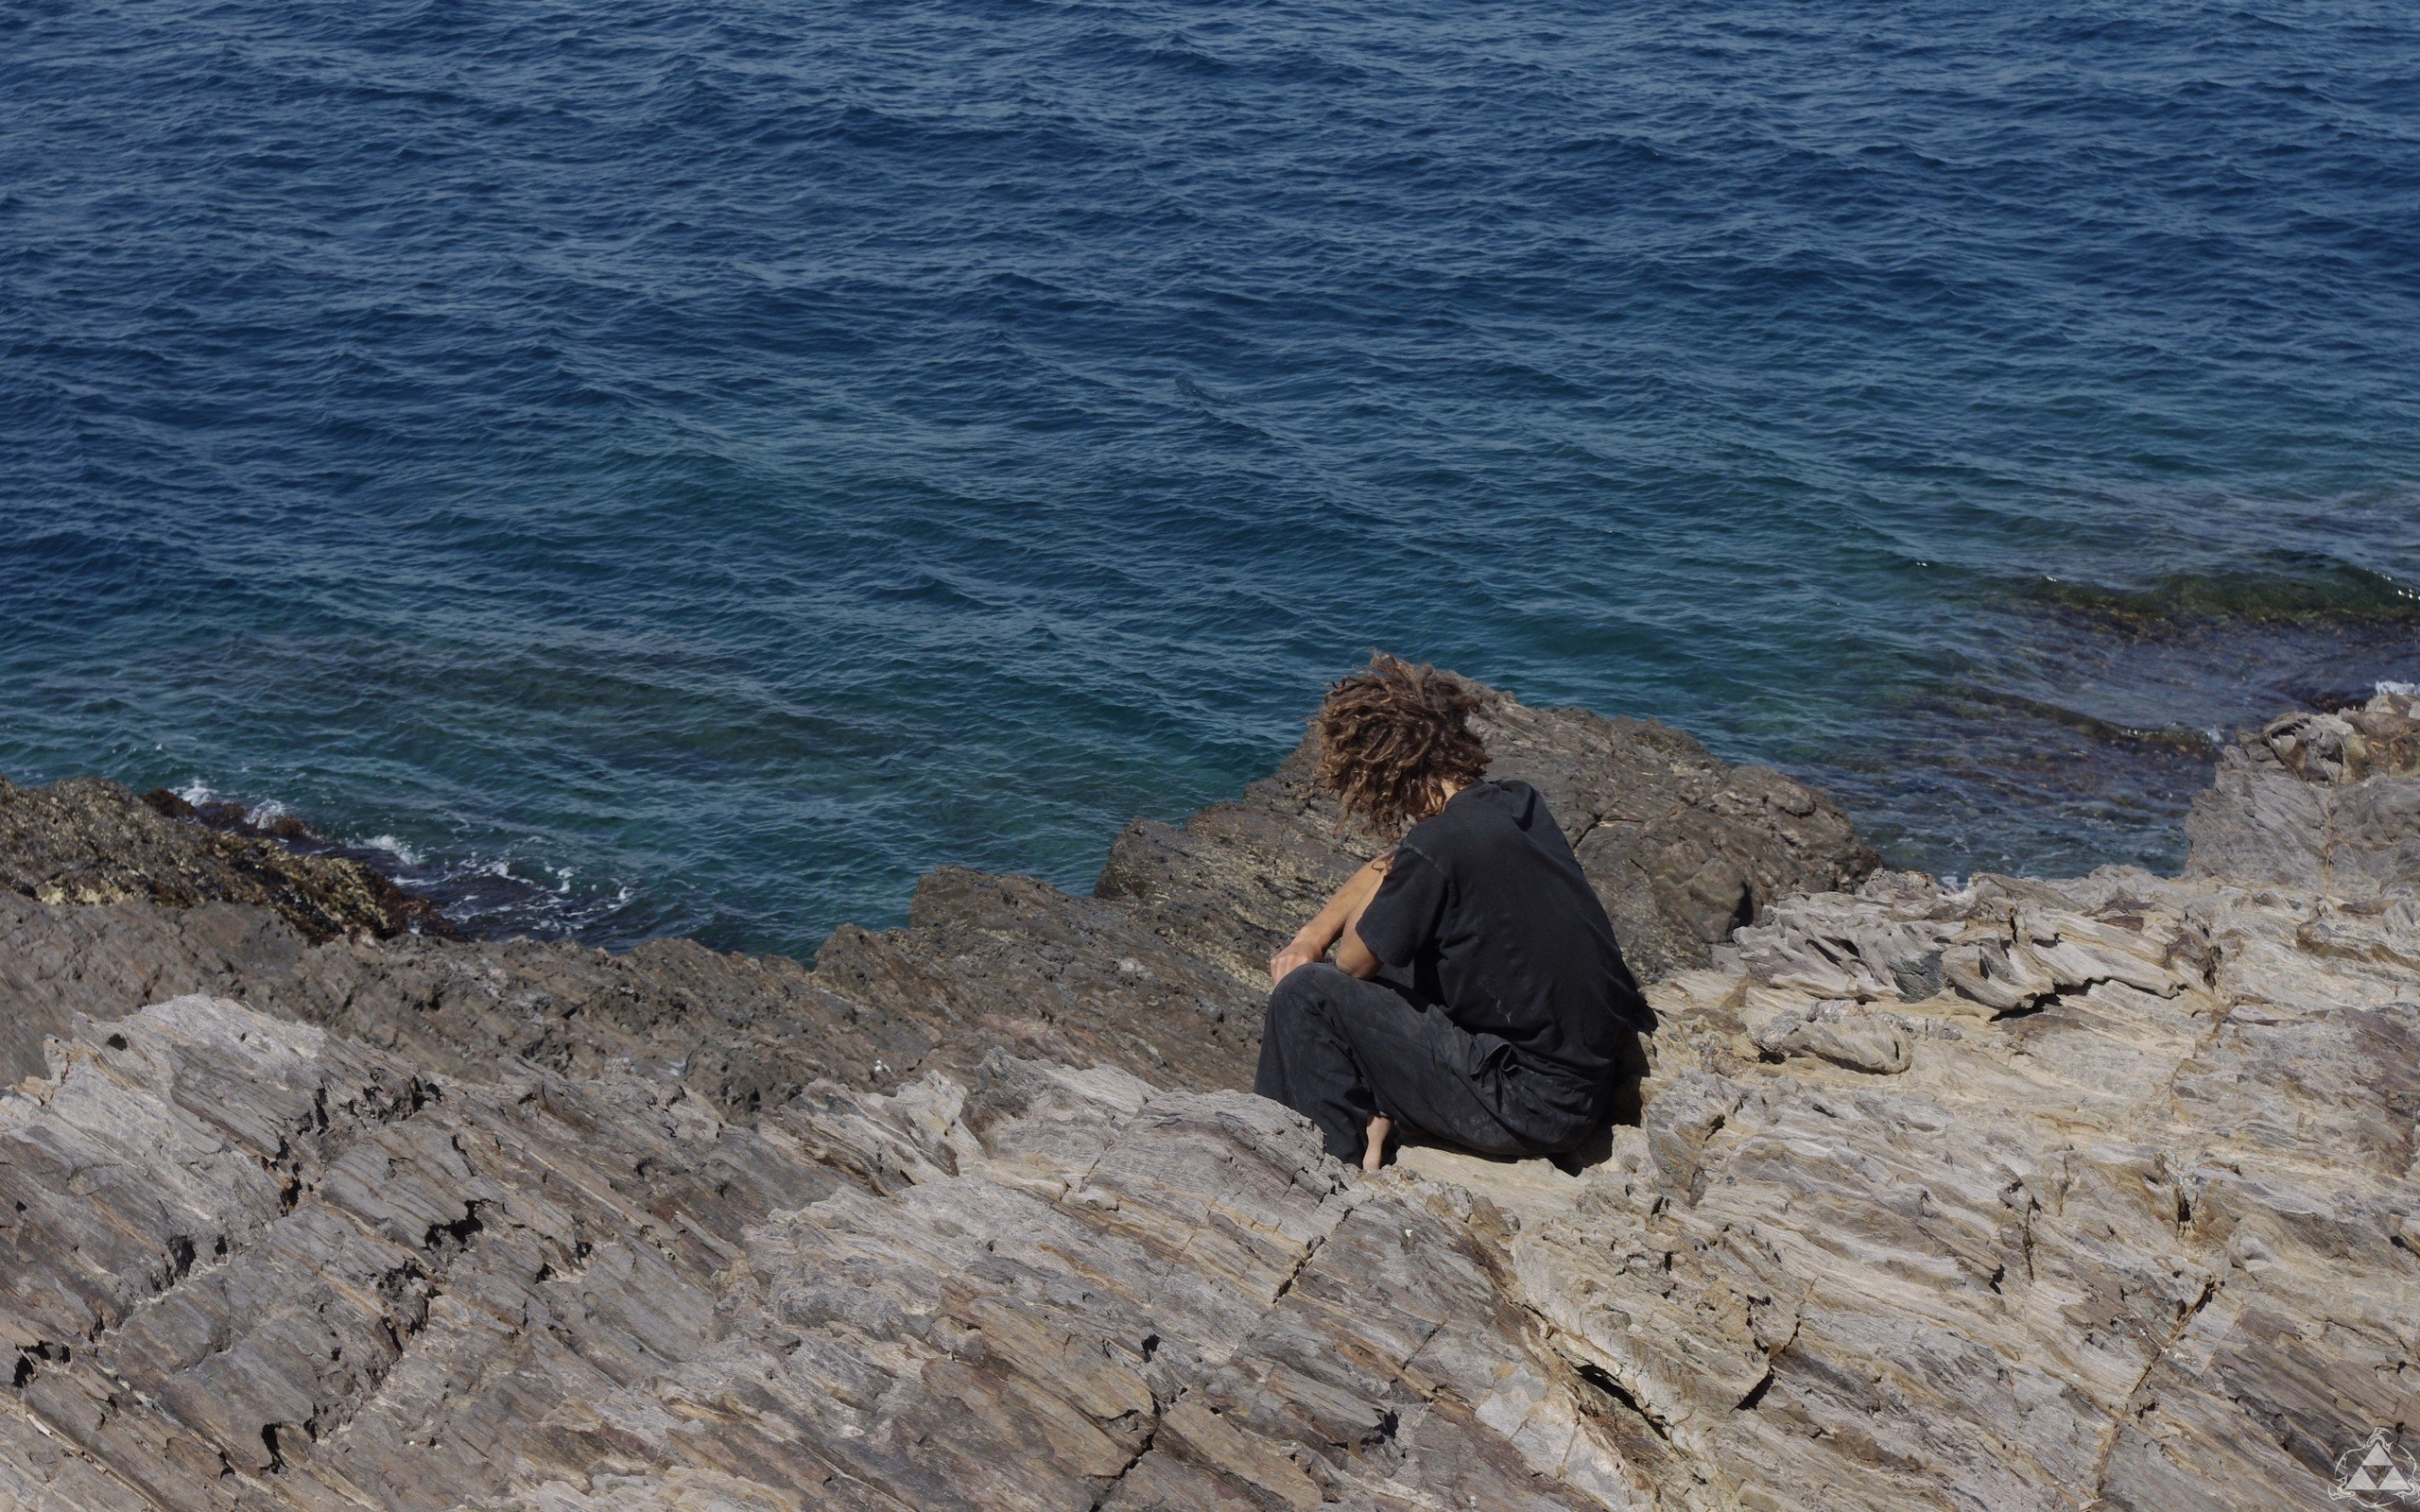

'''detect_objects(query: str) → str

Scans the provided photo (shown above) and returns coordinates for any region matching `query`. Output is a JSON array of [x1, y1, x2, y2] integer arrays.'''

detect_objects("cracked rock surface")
[[3, 683, 2415, 1510], [0, 998, 1644, 1511]]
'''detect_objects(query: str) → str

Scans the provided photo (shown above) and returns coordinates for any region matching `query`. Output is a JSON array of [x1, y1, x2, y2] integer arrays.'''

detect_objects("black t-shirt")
[[1351, 780, 1652, 1091]]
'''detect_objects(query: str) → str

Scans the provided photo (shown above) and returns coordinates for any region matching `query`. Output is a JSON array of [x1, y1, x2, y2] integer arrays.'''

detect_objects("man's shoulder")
[[1403, 780, 1538, 857], [1460, 778, 1547, 828]]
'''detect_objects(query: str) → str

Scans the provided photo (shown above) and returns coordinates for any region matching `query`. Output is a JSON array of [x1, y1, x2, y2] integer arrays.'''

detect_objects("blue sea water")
[[4, 1, 2416, 956]]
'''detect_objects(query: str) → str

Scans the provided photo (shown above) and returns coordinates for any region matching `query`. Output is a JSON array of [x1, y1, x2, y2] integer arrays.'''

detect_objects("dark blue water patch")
[[3, 0, 2416, 957]]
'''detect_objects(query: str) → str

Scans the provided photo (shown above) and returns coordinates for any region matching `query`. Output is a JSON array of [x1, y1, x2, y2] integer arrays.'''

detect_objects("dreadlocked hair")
[[1310, 653, 1490, 838]]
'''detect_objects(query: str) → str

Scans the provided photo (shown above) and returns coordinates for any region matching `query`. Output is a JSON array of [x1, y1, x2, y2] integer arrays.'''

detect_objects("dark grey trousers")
[[1253, 962, 1624, 1163]]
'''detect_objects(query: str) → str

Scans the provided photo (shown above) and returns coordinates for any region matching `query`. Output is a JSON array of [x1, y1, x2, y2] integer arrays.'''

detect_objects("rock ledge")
[[3, 683, 2414, 1511]]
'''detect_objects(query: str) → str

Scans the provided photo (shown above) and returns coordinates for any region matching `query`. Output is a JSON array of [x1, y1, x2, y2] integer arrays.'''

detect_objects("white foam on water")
[[360, 833, 424, 868], [157, 789, 636, 943], [2376, 679, 2417, 697]]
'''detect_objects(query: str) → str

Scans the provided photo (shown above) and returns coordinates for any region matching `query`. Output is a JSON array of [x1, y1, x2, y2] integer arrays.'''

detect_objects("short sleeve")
[[1351, 846, 1448, 968]]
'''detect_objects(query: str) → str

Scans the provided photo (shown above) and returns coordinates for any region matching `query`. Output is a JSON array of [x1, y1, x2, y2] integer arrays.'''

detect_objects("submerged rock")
[[2, 677, 2413, 1511]]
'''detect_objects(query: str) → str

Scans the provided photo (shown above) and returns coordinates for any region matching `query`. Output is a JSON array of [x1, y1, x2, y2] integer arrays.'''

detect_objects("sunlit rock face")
[[2, 686, 2412, 1511]]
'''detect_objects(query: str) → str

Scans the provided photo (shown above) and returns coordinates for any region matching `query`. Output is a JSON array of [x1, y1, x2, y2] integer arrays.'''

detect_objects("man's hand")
[[1268, 936, 1324, 987], [1268, 850, 1394, 988]]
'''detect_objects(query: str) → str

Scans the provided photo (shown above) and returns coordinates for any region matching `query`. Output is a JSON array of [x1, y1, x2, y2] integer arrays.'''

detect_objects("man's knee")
[[1269, 961, 1347, 1022], [1268, 962, 1364, 1044]]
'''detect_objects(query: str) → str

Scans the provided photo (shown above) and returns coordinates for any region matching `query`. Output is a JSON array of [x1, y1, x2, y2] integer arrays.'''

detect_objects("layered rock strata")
[[2, 683, 2413, 1511], [0, 997, 1645, 1511]]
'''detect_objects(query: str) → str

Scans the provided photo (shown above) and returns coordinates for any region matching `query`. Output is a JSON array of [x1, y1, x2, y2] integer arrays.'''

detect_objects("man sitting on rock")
[[1256, 654, 1654, 1173]]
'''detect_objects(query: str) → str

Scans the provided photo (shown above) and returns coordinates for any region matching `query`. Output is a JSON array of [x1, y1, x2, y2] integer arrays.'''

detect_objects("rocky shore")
[[2, 681, 2413, 1511]]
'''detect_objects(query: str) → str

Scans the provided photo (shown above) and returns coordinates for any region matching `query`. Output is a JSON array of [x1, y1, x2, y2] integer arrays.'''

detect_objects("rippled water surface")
[[5, 1, 2416, 954]]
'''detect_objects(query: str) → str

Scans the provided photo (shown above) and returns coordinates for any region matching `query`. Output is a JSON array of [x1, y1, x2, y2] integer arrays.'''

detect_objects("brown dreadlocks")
[[1310, 653, 1490, 838]]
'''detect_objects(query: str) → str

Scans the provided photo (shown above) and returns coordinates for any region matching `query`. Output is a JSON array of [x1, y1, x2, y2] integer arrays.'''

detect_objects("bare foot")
[[1361, 1115, 1392, 1173]]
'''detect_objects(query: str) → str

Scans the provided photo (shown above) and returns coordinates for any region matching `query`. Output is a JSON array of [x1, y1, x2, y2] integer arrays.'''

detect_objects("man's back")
[[1354, 778, 1652, 1091]]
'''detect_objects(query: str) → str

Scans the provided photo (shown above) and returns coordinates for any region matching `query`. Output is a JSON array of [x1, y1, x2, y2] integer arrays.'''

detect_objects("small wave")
[[155, 780, 315, 842], [154, 782, 648, 946], [358, 833, 424, 868], [394, 850, 650, 945]]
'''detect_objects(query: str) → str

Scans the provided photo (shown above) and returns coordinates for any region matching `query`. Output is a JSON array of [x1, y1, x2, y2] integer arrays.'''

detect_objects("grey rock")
[[4, 679, 2416, 1511], [2186, 686, 2420, 896], [0, 893, 907, 1110], [0, 997, 1647, 1511], [1746, 998, 1913, 1074], [1553, 863, 2418, 1510]]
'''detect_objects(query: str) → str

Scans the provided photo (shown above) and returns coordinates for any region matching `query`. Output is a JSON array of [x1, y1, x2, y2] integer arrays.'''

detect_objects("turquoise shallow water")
[[4, 1, 2416, 954]]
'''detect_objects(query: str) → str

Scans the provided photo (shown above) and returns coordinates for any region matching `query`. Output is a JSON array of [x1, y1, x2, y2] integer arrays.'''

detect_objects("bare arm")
[[1267, 851, 1392, 985]]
